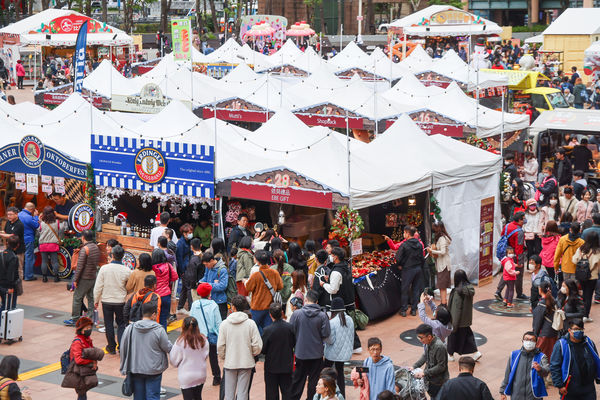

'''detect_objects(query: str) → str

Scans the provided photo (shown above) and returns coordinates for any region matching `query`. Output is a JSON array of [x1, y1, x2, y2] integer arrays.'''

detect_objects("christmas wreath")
[[406, 210, 423, 226], [328, 206, 364, 248], [466, 135, 500, 154]]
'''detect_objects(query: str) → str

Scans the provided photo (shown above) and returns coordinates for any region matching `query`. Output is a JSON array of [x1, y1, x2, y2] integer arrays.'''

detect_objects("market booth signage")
[[91, 135, 214, 197], [32, 13, 113, 35], [0, 135, 87, 180], [112, 83, 192, 114]]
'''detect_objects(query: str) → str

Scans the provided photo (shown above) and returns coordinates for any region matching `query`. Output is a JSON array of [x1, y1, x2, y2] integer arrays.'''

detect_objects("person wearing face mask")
[[523, 199, 543, 266], [176, 223, 194, 311], [560, 187, 578, 221], [550, 319, 600, 399], [535, 166, 558, 207], [61, 316, 105, 400], [539, 194, 561, 234], [576, 189, 595, 224], [496, 213, 526, 302], [554, 223, 585, 284], [501, 247, 520, 308], [499, 331, 549, 400], [571, 170, 587, 200]]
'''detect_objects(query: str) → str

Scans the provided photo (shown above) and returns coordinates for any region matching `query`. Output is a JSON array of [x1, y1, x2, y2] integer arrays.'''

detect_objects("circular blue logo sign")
[[69, 203, 95, 233], [19, 135, 45, 168], [134, 147, 166, 185]]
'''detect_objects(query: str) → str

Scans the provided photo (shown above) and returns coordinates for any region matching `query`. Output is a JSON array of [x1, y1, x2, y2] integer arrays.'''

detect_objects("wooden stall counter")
[[97, 230, 153, 258]]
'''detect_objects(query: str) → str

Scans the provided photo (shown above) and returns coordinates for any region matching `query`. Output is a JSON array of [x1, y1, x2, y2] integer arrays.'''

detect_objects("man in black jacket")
[[311, 249, 331, 310], [396, 225, 425, 317], [183, 238, 205, 304], [227, 213, 250, 252], [553, 148, 572, 187], [503, 153, 518, 183], [437, 356, 493, 400], [261, 302, 295, 400], [0, 207, 25, 279]]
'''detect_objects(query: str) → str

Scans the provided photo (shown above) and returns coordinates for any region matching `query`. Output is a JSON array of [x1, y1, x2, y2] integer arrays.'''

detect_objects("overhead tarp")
[[0, 9, 132, 46], [529, 109, 600, 134], [525, 34, 544, 44], [542, 8, 600, 35], [83, 59, 140, 98], [480, 69, 549, 90], [387, 5, 502, 37]]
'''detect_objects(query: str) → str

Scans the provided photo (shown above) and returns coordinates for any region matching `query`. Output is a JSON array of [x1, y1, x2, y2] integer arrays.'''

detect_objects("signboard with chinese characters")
[[478, 196, 495, 286], [230, 181, 334, 209]]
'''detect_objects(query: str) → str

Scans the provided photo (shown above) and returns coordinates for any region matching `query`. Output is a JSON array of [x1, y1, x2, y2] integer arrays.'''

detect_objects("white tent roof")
[[398, 45, 434, 72], [529, 109, 600, 133], [269, 39, 304, 61], [83, 59, 139, 98], [204, 38, 243, 64], [585, 41, 600, 57], [327, 41, 371, 72], [350, 114, 501, 209], [525, 34, 544, 44], [0, 9, 132, 45], [543, 8, 600, 35], [388, 5, 502, 37]]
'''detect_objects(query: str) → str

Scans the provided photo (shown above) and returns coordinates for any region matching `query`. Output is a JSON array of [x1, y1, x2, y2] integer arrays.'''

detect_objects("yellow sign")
[[430, 10, 476, 25]]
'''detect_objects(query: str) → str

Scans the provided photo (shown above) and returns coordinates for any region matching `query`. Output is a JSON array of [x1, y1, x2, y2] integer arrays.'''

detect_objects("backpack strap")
[[0, 377, 15, 391], [259, 270, 276, 298]]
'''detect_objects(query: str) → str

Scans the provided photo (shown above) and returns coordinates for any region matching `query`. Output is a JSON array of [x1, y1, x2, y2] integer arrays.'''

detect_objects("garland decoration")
[[328, 206, 364, 248], [62, 237, 82, 249], [85, 164, 97, 231], [430, 195, 442, 222], [466, 134, 500, 154], [500, 171, 512, 201]]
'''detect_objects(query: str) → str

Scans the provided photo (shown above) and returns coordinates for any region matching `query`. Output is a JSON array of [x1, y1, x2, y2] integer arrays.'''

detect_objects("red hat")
[[117, 212, 128, 221], [197, 282, 212, 298], [75, 316, 93, 332]]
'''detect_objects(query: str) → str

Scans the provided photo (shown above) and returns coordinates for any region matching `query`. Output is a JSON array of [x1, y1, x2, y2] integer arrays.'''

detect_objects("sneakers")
[[594, 298, 600, 305], [160, 387, 167, 395], [583, 317, 594, 323], [506, 303, 514, 308], [494, 292, 503, 302], [473, 351, 483, 361], [98, 327, 106, 333], [516, 294, 529, 300], [168, 314, 177, 324], [63, 319, 75, 326], [104, 346, 116, 355], [410, 309, 417, 316], [42, 275, 48, 283], [353, 347, 363, 354], [399, 311, 407, 317], [54, 276, 61, 282]]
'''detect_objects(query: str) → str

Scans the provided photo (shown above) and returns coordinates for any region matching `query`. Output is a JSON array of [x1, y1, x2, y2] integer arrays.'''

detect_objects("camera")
[[424, 287, 435, 297]]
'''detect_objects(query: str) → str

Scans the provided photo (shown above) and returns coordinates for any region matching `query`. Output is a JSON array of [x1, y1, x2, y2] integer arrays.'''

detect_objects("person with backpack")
[[245, 250, 283, 335], [184, 238, 205, 302], [126, 253, 155, 295], [571, 230, 600, 322], [235, 236, 254, 297], [272, 249, 294, 306], [124, 275, 161, 324], [529, 255, 557, 309], [151, 248, 179, 330], [199, 252, 229, 321], [535, 166, 558, 207], [0, 356, 31, 400], [496, 212, 526, 302], [0, 236, 20, 313], [169, 316, 210, 399], [532, 281, 559, 361], [61, 317, 105, 400], [311, 249, 332, 311], [324, 297, 354, 398], [190, 282, 222, 386]]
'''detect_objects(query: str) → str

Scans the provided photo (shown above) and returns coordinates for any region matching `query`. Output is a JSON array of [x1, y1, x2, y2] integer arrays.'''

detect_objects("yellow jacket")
[[553, 234, 584, 273]]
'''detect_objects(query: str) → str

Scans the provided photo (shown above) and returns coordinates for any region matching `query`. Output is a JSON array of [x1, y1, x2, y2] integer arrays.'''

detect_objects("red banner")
[[294, 114, 364, 129], [33, 14, 112, 35], [478, 196, 495, 286], [421, 80, 451, 89], [385, 120, 463, 137], [202, 108, 270, 123], [230, 181, 333, 209], [43, 92, 103, 107]]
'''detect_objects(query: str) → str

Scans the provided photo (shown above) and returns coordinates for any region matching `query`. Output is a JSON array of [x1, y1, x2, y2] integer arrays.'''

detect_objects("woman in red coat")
[[61, 317, 104, 400], [15, 60, 25, 89]]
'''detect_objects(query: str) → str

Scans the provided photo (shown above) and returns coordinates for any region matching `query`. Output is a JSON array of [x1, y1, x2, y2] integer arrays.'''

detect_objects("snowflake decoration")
[[142, 202, 148, 208], [97, 194, 116, 213], [201, 202, 208, 210], [191, 210, 199, 220], [170, 201, 182, 215]]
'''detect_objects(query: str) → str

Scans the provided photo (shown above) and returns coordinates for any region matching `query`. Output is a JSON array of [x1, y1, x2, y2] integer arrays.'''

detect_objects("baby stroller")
[[395, 367, 426, 400]]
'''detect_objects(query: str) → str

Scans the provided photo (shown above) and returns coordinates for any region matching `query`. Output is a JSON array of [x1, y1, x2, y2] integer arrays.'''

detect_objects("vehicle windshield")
[[547, 92, 569, 108]]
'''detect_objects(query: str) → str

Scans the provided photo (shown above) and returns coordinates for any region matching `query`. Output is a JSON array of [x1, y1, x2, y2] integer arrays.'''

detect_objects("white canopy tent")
[[83, 59, 140, 98], [525, 34, 544, 44], [387, 5, 502, 37], [0, 9, 132, 46]]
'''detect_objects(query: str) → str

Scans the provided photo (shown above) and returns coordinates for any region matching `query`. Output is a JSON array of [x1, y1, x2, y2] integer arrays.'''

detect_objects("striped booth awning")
[[91, 135, 214, 198]]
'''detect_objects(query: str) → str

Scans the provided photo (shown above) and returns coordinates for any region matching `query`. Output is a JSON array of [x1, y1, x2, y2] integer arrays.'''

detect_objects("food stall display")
[[352, 250, 396, 279]]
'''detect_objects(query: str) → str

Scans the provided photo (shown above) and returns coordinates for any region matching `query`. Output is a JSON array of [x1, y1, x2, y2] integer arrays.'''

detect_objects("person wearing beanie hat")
[[190, 282, 223, 386], [324, 297, 354, 398], [62, 316, 105, 400]]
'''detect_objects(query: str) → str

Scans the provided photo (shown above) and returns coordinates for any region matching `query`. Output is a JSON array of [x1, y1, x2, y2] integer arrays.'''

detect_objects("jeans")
[[324, 359, 345, 398], [291, 358, 322, 400], [24, 242, 35, 280], [102, 302, 125, 351], [0, 288, 17, 312], [40, 251, 59, 276], [159, 295, 171, 330], [223, 368, 252, 400], [209, 343, 221, 380], [400, 267, 423, 312], [251, 309, 271, 335], [132, 373, 162, 400], [72, 279, 95, 320], [264, 371, 292, 400], [582, 279, 597, 318], [182, 384, 204, 400], [177, 281, 192, 310]]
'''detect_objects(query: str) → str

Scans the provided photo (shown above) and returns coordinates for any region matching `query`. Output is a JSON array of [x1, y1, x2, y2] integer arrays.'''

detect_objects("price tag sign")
[[41, 175, 52, 184], [26, 174, 38, 194], [351, 238, 363, 256], [42, 184, 53, 194], [53, 177, 65, 185], [15, 181, 26, 191], [54, 184, 65, 194], [15, 173, 25, 182]]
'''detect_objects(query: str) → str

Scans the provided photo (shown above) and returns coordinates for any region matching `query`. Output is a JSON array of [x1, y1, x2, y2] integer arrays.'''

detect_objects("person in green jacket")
[[193, 219, 212, 250], [272, 249, 294, 304], [447, 269, 482, 362], [235, 236, 254, 296]]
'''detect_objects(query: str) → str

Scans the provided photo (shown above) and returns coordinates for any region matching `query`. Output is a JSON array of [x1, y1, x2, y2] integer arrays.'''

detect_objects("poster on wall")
[[478, 196, 495, 286]]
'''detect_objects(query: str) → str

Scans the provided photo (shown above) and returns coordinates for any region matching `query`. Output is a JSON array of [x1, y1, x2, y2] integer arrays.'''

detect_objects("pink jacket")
[[576, 200, 594, 223], [152, 262, 178, 297], [16, 63, 25, 77], [501, 257, 517, 281], [540, 234, 561, 269], [350, 369, 370, 400]]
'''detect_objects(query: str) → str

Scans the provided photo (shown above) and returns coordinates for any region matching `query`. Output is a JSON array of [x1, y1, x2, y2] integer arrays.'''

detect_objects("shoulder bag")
[[259, 270, 282, 304], [39, 221, 61, 252], [198, 301, 218, 344], [121, 326, 134, 396], [552, 309, 565, 331]]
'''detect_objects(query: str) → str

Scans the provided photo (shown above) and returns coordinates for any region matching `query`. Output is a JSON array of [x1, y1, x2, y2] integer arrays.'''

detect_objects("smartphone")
[[356, 367, 369, 373]]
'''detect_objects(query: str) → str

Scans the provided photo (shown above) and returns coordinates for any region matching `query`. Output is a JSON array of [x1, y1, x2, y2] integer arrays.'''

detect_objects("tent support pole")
[[501, 88, 505, 158], [213, 97, 220, 239], [346, 109, 352, 267]]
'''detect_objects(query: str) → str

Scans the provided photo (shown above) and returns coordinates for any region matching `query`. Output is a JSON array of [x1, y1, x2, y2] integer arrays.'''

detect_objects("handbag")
[[121, 326, 134, 396], [576, 253, 591, 282], [198, 300, 218, 344], [259, 270, 282, 304], [552, 309, 565, 331]]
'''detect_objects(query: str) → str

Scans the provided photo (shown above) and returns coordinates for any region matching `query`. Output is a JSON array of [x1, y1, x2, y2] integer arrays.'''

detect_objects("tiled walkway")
[[3, 268, 599, 399]]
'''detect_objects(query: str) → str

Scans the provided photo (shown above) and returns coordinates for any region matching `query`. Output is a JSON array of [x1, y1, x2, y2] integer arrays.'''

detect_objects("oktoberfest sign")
[[91, 135, 214, 197]]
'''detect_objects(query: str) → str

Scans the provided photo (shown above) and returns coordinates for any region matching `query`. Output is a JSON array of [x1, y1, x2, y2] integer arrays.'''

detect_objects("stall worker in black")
[[52, 192, 76, 222]]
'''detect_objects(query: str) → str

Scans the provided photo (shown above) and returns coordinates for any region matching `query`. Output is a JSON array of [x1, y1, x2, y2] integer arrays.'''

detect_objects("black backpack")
[[129, 291, 153, 322], [60, 338, 81, 374]]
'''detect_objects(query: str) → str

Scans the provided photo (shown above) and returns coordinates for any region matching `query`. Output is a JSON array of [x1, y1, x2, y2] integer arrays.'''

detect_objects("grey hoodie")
[[289, 303, 330, 360], [120, 319, 173, 376]]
